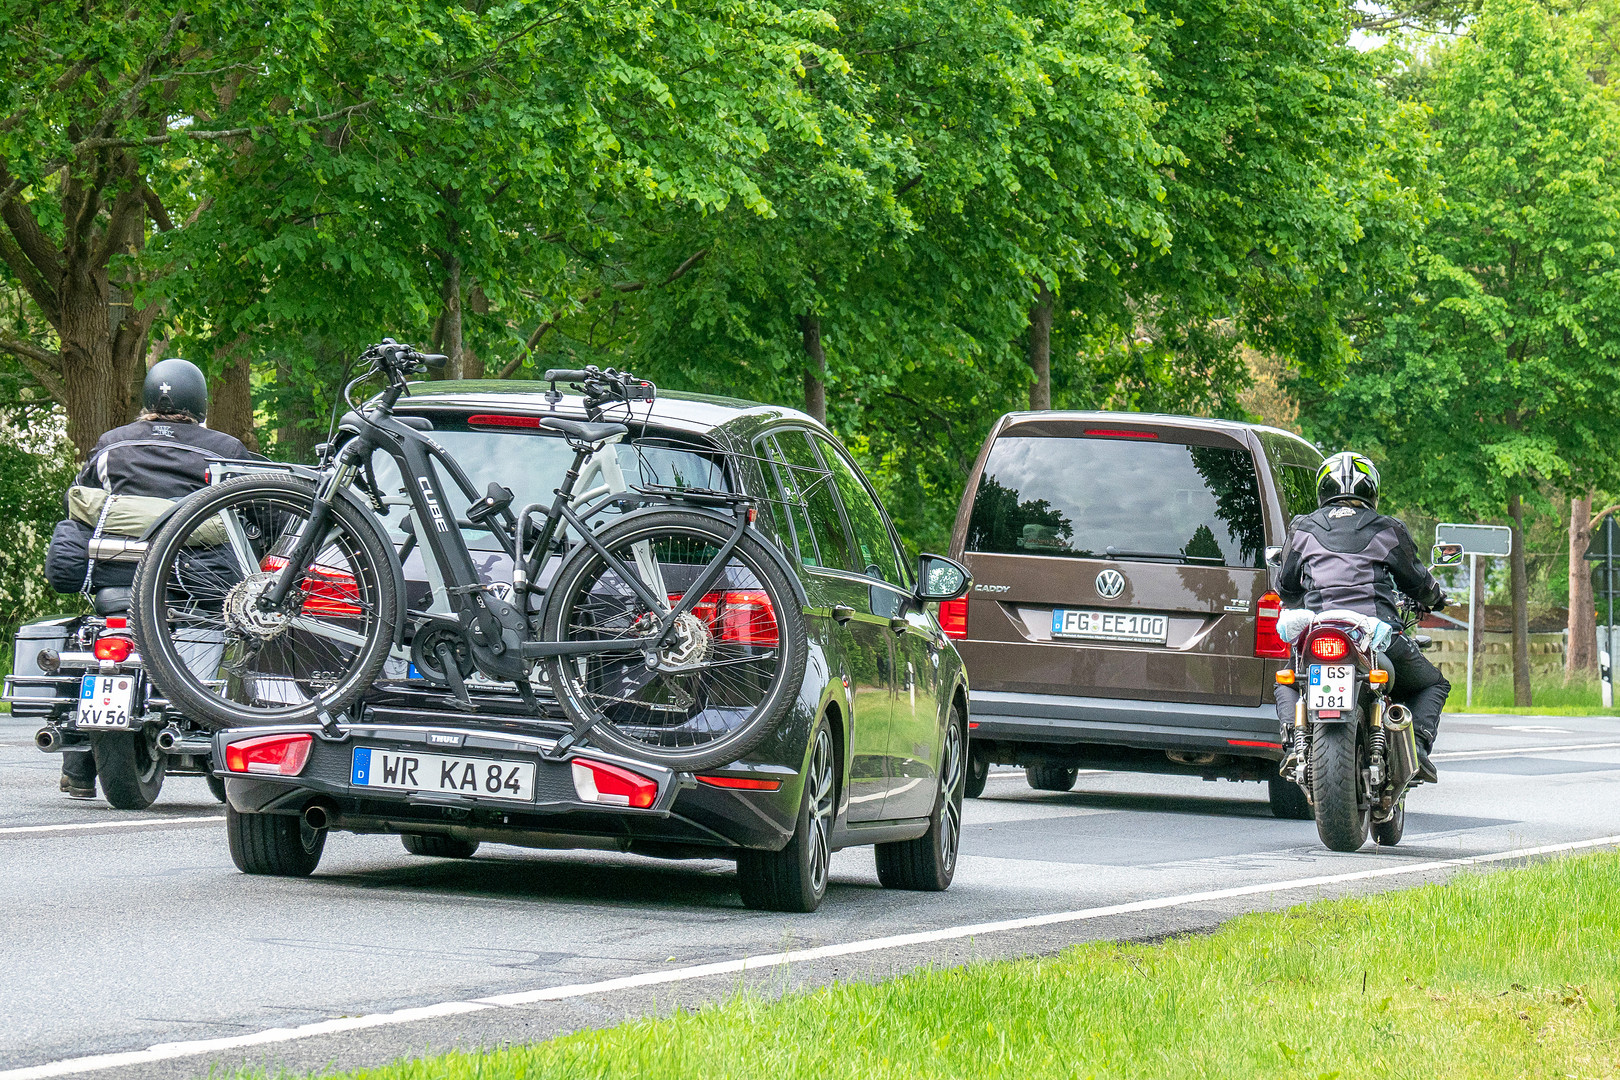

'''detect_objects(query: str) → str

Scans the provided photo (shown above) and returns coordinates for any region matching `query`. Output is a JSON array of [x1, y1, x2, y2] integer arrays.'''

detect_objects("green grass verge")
[[1445, 672, 1617, 715], [263, 851, 1620, 1080]]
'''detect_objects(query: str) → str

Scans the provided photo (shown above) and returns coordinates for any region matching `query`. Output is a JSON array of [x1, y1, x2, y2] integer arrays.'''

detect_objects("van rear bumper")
[[969, 690, 1281, 760]]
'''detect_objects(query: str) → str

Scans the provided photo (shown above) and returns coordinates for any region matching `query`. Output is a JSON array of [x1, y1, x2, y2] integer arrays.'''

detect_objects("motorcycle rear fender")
[[139, 469, 409, 647]]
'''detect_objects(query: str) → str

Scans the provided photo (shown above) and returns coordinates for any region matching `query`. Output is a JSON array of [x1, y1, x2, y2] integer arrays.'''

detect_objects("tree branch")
[[0, 226, 62, 324], [0, 334, 67, 402], [141, 184, 176, 232]]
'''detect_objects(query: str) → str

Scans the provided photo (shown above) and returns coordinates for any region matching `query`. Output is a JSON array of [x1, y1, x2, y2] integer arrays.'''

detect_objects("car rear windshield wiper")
[[1096, 546, 1227, 566]]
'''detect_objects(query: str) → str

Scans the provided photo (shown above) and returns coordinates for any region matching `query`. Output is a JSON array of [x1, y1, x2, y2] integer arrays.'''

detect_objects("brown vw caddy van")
[[945, 412, 1324, 818]]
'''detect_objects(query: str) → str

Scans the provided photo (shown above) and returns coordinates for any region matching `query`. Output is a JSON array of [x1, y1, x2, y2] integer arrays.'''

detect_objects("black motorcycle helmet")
[[142, 358, 208, 422]]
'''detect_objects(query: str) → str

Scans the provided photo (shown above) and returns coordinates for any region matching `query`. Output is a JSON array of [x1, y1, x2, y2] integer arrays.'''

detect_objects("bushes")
[[0, 407, 81, 670]]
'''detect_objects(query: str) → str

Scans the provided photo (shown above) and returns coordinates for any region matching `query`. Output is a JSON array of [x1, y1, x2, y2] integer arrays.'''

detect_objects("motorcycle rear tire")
[[1310, 721, 1370, 852], [91, 730, 166, 810]]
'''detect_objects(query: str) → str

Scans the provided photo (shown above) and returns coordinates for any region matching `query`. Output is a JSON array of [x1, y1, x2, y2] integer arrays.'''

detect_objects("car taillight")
[[224, 733, 313, 776], [1255, 590, 1290, 659], [1308, 630, 1351, 662], [571, 759, 659, 808], [262, 555, 362, 617], [939, 596, 968, 639], [696, 774, 783, 791], [669, 591, 780, 646], [94, 636, 134, 663]]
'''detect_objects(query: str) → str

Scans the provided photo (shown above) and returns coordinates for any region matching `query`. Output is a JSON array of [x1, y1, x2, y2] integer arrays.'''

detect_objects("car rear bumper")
[[969, 689, 1281, 760], [214, 722, 802, 854]]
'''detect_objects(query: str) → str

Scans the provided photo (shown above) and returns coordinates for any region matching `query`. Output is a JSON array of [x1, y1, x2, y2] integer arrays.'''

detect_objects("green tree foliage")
[[1301, 0, 1620, 703]]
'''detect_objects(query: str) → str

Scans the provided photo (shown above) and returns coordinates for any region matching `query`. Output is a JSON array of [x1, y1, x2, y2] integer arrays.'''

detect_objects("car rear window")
[[966, 435, 1266, 568], [370, 424, 726, 549]]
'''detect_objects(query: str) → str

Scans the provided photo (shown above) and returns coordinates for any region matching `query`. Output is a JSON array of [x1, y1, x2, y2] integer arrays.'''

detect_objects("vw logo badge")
[[1095, 569, 1125, 599]]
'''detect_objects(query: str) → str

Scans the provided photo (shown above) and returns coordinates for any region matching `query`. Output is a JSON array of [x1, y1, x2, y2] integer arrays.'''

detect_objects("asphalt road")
[[2, 710, 1618, 1079]]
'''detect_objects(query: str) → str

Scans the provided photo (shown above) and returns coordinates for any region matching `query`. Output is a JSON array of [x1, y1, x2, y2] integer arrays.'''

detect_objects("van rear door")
[[953, 419, 1272, 709]]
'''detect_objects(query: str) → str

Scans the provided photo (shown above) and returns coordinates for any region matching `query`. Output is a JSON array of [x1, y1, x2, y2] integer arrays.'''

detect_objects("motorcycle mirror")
[[1431, 542, 1464, 566], [1264, 546, 1284, 568]]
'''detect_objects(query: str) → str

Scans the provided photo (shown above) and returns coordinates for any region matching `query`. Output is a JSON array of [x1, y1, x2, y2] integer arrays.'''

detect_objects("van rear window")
[[966, 436, 1265, 567]]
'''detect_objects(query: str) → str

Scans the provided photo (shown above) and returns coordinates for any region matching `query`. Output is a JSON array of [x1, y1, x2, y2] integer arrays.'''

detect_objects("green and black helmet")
[[1316, 451, 1380, 508]]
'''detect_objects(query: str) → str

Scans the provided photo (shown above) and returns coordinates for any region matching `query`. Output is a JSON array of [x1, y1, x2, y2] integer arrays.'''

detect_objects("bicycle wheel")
[[542, 509, 807, 771], [133, 475, 397, 728]]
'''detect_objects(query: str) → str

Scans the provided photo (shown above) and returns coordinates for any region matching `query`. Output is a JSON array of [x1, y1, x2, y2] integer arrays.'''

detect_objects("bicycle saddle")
[[539, 417, 627, 444]]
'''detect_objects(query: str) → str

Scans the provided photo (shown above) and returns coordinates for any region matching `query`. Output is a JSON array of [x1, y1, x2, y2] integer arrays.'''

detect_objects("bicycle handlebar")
[[544, 368, 592, 383]]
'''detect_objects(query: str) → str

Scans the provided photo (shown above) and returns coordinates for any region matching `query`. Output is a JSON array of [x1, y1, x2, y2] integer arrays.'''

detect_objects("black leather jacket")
[[72, 418, 249, 500], [1276, 503, 1445, 625]]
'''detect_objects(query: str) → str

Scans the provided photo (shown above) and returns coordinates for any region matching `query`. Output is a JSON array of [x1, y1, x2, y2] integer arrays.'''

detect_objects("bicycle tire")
[[542, 509, 807, 771], [133, 474, 398, 729]]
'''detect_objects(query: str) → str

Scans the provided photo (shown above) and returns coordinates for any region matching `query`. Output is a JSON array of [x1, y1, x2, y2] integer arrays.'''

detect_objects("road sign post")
[[1434, 523, 1514, 709], [1582, 515, 1620, 710]]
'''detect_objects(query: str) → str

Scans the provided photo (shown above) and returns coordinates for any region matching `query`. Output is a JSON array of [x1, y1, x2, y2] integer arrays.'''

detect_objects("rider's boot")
[[1415, 734, 1439, 784]]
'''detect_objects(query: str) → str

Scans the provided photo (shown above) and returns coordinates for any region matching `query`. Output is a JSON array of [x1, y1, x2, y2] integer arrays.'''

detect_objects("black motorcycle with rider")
[[1270, 452, 1451, 851], [4, 360, 251, 807]]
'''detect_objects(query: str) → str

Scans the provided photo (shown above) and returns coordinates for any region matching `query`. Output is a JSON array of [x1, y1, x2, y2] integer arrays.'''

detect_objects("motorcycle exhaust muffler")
[[35, 726, 64, 752], [1382, 703, 1419, 793]]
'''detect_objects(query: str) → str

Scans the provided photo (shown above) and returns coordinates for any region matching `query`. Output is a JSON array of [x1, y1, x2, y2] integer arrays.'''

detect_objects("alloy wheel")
[[938, 717, 965, 875], [807, 726, 835, 894]]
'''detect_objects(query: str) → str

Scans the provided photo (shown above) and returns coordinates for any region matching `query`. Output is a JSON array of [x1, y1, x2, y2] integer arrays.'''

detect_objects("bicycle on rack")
[[132, 340, 806, 771]]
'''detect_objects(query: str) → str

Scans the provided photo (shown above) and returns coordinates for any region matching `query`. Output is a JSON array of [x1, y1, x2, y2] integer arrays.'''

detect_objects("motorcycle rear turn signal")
[[1369, 669, 1390, 684], [1275, 669, 1296, 685]]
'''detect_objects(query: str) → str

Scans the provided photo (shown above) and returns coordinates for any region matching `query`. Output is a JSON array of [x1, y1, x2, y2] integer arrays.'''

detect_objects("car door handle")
[[831, 605, 855, 624]]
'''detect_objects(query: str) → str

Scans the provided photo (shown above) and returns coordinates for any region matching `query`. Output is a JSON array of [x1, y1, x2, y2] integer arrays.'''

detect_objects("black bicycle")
[[133, 340, 806, 770]]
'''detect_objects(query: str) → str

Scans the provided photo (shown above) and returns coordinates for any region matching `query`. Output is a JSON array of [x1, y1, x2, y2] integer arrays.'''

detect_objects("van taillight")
[[939, 597, 968, 639], [1254, 590, 1290, 659]]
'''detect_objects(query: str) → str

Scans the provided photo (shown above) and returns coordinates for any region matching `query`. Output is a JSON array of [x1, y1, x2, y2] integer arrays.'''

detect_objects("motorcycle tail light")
[[571, 759, 658, 808], [224, 733, 313, 776], [1308, 631, 1351, 662], [261, 555, 362, 618], [1254, 591, 1290, 659], [104, 616, 128, 630], [93, 636, 134, 663], [939, 596, 969, 639]]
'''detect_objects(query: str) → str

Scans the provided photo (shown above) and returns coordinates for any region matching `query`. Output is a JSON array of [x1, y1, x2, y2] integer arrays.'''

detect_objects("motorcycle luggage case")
[[9, 619, 77, 717]]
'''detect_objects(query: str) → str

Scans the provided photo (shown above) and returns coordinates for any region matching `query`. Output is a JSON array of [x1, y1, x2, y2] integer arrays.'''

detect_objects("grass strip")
[[267, 852, 1620, 1079], [1445, 672, 1615, 715]]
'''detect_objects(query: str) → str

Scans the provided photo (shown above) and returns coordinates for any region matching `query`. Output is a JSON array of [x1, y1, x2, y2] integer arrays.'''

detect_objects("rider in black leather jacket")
[[1272, 452, 1450, 783], [58, 360, 248, 799]]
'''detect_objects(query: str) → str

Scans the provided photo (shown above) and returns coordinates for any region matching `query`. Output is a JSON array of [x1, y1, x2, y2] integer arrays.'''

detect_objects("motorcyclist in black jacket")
[[58, 359, 248, 798], [1273, 452, 1451, 784]]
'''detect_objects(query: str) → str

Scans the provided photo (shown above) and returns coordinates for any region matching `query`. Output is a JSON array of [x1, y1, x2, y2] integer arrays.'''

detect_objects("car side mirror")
[[915, 553, 971, 603], [1265, 546, 1284, 568]]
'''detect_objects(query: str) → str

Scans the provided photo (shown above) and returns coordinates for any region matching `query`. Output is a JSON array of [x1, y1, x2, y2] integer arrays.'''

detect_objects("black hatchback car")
[[215, 381, 972, 912]]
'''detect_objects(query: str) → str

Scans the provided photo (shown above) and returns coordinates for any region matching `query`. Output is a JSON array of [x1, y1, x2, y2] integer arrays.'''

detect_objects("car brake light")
[[93, 635, 134, 663], [571, 759, 659, 808], [1084, 428, 1158, 439], [467, 413, 542, 428], [696, 774, 784, 791], [224, 733, 313, 776], [939, 596, 968, 639], [1308, 631, 1351, 662], [669, 591, 780, 647], [262, 555, 362, 617], [1255, 590, 1290, 659]]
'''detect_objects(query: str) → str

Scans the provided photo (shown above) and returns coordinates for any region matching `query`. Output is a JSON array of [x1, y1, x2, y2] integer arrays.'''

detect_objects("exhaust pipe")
[[302, 802, 336, 831], [1382, 703, 1418, 794], [35, 726, 63, 752]]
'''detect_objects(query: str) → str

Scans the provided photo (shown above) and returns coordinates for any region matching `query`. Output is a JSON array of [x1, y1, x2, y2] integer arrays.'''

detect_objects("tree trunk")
[[800, 313, 826, 424], [437, 253, 464, 380], [58, 266, 118, 457], [210, 346, 260, 452], [1027, 280, 1054, 410], [1507, 493, 1533, 706], [274, 354, 321, 463], [1568, 495, 1597, 680]]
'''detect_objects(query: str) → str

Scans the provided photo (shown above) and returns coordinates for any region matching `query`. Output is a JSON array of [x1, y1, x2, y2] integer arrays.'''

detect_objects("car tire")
[[402, 833, 480, 859], [875, 704, 966, 892], [1267, 773, 1313, 820], [737, 718, 836, 913], [964, 748, 988, 799], [205, 771, 228, 804], [91, 730, 166, 810], [1372, 799, 1405, 847], [1025, 763, 1078, 792], [227, 807, 325, 876]]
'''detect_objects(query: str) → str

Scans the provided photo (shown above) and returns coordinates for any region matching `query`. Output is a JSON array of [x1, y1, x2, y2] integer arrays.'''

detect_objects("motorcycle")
[[1277, 600, 1433, 852], [4, 539, 225, 810]]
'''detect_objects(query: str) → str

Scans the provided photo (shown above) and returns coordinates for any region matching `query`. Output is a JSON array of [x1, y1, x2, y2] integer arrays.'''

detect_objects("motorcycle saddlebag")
[[44, 518, 136, 594]]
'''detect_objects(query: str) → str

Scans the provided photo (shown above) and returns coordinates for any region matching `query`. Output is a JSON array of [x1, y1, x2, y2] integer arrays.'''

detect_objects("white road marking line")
[[0, 816, 224, 837], [7, 833, 1619, 1080], [1433, 742, 1620, 761]]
